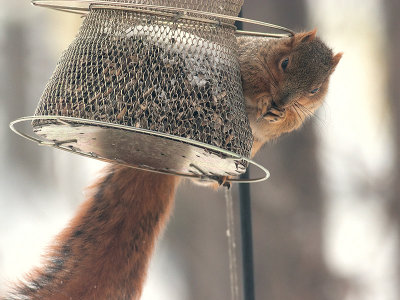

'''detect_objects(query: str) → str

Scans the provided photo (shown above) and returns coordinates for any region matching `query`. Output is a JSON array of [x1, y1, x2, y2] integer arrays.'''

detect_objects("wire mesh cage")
[[11, 0, 278, 182]]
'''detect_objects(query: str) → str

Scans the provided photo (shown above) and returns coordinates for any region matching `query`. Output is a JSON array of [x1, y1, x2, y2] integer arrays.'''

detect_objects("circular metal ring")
[[31, 0, 294, 37], [10, 116, 270, 183]]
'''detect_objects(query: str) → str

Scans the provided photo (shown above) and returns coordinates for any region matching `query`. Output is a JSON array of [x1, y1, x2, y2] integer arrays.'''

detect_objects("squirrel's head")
[[259, 29, 342, 111]]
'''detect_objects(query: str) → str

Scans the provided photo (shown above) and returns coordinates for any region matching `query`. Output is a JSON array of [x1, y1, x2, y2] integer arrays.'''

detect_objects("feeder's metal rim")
[[235, 30, 291, 39], [90, 3, 239, 30], [31, 0, 294, 37], [10, 116, 270, 183]]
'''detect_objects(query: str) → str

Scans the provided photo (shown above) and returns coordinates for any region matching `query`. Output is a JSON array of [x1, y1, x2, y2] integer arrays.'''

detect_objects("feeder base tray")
[[11, 116, 270, 183]]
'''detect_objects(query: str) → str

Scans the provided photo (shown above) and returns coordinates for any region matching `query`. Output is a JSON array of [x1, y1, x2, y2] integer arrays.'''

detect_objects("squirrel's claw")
[[262, 107, 286, 123], [256, 95, 271, 122], [223, 182, 231, 189], [208, 176, 231, 190], [269, 107, 285, 117], [217, 176, 231, 189]]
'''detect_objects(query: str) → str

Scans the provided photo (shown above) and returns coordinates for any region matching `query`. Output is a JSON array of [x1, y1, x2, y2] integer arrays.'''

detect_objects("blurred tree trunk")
[[384, 0, 400, 282], [1, 16, 51, 184], [2, 22, 36, 171]]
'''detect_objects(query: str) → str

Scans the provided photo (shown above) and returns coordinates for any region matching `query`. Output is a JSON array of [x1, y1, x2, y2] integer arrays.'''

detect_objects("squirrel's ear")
[[332, 52, 343, 70], [302, 29, 317, 42], [292, 29, 317, 47]]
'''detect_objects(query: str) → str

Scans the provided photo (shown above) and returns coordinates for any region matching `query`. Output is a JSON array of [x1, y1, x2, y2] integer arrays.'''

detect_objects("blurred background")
[[0, 0, 399, 299]]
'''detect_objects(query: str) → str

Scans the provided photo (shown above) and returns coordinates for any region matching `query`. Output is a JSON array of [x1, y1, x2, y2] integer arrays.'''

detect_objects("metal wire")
[[21, 0, 280, 182], [33, 7, 254, 158]]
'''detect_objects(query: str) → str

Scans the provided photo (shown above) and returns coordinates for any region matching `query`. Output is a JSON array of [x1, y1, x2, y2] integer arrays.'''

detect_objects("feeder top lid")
[[31, 0, 294, 37]]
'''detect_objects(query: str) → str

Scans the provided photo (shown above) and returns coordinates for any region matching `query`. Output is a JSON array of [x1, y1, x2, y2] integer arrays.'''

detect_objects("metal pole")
[[239, 170, 255, 300], [235, 9, 256, 300]]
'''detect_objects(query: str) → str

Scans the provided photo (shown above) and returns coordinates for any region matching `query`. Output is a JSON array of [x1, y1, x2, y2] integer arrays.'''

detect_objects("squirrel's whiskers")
[[237, 29, 342, 155]]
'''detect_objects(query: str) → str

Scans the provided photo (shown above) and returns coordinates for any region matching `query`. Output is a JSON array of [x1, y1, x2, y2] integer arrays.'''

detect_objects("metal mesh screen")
[[33, 1, 252, 158]]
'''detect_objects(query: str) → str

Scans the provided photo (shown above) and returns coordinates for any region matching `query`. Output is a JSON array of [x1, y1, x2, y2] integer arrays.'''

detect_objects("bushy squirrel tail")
[[3, 165, 180, 300]]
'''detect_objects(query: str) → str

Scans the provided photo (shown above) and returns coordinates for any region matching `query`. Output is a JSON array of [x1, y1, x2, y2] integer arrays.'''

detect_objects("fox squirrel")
[[238, 29, 342, 156], [2, 30, 341, 300]]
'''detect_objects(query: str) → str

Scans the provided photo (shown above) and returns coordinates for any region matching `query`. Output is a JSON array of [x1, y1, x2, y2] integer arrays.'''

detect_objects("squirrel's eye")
[[281, 58, 289, 70], [310, 87, 320, 94]]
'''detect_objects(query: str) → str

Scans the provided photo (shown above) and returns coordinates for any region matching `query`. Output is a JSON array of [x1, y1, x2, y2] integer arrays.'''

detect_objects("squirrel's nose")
[[275, 94, 289, 106], [277, 93, 293, 107]]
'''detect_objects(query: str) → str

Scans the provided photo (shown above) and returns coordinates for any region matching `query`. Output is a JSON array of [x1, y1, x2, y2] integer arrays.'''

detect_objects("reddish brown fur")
[[3, 31, 343, 298], [237, 30, 342, 157], [3, 166, 180, 300], [199, 31, 342, 188]]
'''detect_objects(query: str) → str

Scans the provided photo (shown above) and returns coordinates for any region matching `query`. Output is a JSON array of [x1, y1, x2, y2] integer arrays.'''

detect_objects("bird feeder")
[[10, 0, 292, 183]]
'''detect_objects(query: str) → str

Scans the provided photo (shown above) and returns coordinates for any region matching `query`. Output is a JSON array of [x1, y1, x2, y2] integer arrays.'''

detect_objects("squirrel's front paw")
[[262, 107, 286, 123]]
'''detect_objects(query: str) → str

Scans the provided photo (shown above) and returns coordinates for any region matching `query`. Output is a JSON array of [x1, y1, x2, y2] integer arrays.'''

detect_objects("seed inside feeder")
[[31, 7, 253, 179]]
